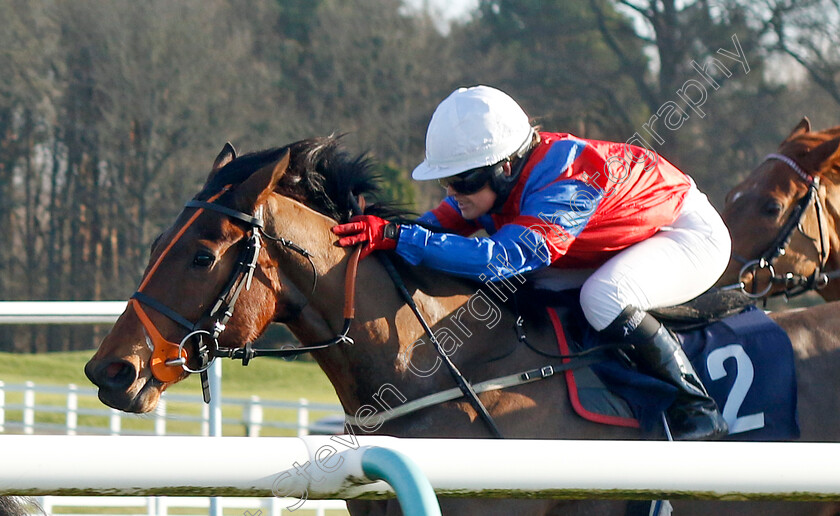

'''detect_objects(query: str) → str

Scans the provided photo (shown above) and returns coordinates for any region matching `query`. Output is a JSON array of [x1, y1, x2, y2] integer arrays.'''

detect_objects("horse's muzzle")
[[84, 357, 139, 406]]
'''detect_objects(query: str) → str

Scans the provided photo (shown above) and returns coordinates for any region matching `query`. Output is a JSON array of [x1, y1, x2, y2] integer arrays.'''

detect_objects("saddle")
[[520, 287, 800, 440], [648, 288, 755, 331]]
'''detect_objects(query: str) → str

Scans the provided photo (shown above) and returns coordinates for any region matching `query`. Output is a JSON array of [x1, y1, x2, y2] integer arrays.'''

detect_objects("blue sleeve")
[[395, 223, 552, 280], [417, 210, 441, 227]]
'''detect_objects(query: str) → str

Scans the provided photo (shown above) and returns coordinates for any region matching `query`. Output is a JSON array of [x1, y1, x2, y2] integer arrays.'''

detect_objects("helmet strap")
[[489, 130, 536, 212]]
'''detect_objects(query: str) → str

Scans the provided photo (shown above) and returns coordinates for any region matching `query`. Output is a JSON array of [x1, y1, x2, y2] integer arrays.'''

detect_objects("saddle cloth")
[[549, 304, 800, 440]]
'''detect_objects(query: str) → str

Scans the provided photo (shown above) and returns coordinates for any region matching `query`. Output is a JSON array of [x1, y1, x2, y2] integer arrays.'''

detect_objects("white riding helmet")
[[412, 85, 533, 181]]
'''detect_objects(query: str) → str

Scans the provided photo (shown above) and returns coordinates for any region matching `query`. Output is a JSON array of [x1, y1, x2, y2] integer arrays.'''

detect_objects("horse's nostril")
[[106, 361, 125, 378], [96, 359, 137, 391]]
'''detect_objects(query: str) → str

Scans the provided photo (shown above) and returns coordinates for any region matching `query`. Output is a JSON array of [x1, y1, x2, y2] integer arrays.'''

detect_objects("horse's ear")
[[207, 142, 237, 182], [783, 117, 811, 143], [235, 149, 290, 211], [801, 136, 840, 175]]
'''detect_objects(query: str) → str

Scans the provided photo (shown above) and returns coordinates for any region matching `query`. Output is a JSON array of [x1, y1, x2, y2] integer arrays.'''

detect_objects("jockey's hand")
[[332, 215, 400, 259]]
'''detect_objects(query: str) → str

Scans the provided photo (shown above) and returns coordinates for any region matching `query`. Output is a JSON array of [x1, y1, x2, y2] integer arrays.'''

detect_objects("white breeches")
[[535, 183, 731, 331]]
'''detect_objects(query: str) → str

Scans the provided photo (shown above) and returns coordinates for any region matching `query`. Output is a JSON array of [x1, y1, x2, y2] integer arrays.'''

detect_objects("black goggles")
[[438, 163, 503, 194]]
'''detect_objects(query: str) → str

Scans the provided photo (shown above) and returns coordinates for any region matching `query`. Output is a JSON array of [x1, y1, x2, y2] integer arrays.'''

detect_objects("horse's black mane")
[[201, 136, 414, 223]]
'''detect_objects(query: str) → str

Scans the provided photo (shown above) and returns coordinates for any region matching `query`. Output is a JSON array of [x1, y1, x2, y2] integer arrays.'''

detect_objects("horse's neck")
[[817, 178, 840, 299], [309, 257, 523, 414], [266, 197, 521, 413]]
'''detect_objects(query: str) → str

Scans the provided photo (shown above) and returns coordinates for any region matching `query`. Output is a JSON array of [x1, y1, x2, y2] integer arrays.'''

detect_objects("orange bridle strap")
[[132, 298, 184, 383], [132, 187, 231, 383]]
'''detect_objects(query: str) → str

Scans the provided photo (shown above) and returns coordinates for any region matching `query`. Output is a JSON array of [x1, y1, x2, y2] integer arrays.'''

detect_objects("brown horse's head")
[[85, 143, 294, 412], [85, 137, 400, 413], [720, 118, 840, 298]]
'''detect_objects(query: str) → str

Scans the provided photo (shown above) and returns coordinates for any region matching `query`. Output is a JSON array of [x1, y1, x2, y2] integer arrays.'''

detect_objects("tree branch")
[[588, 0, 661, 113]]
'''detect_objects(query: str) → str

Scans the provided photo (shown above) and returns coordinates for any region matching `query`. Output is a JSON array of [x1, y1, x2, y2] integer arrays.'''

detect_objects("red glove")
[[332, 215, 400, 259]]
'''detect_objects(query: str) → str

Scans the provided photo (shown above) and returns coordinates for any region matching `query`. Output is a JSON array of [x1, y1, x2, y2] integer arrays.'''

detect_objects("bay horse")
[[719, 117, 840, 301], [85, 137, 840, 515]]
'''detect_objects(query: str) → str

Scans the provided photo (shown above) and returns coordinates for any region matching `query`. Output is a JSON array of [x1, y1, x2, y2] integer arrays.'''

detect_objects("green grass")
[[0, 350, 340, 403], [0, 351, 343, 436]]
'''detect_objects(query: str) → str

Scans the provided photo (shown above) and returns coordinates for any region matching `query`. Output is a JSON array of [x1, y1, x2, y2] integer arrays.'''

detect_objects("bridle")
[[729, 153, 837, 299], [130, 187, 356, 402]]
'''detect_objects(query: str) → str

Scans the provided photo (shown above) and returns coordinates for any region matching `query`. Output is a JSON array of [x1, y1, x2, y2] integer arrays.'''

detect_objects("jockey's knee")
[[580, 275, 628, 331]]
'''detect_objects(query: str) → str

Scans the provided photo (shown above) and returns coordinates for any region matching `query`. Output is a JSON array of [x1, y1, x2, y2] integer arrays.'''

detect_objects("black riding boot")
[[602, 306, 729, 441]]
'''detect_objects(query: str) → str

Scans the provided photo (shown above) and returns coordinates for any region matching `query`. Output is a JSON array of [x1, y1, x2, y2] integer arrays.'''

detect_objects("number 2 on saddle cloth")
[[545, 293, 799, 440]]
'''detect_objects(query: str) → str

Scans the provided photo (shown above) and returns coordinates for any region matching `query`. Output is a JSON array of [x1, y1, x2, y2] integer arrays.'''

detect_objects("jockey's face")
[[447, 182, 497, 220]]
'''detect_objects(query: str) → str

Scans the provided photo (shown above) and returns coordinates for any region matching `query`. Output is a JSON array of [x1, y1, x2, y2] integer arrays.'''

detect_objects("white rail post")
[[269, 496, 281, 516], [156, 496, 168, 516], [298, 397, 309, 436], [208, 360, 223, 437], [66, 383, 78, 435], [0, 380, 5, 433], [38, 496, 51, 514], [208, 359, 223, 516], [259, 497, 277, 516], [109, 408, 121, 435], [23, 380, 35, 435], [245, 395, 263, 437], [155, 397, 166, 436], [201, 402, 210, 436]]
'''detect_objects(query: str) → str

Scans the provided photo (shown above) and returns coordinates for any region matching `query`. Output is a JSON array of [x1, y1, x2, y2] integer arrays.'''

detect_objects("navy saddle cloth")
[[550, 298, 800, 440]]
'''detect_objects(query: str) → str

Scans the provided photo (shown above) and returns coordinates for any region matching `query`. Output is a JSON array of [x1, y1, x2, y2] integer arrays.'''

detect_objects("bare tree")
[[0, 0, 296, 351], [284, 0, 453, 170], [764, 0, 840, 106]]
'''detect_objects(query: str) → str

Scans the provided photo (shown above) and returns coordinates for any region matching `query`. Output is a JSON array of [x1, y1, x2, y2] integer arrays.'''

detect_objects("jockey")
[[333, 85, 731, 440]]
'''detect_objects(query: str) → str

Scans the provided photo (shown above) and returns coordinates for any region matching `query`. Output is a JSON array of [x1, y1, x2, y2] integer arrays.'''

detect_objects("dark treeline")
[[1, 0, 839, 352]]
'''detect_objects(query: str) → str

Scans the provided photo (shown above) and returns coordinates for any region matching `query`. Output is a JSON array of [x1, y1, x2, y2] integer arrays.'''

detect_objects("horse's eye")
[[761, 200, 784, 218], [192, 250, 215, 268]]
